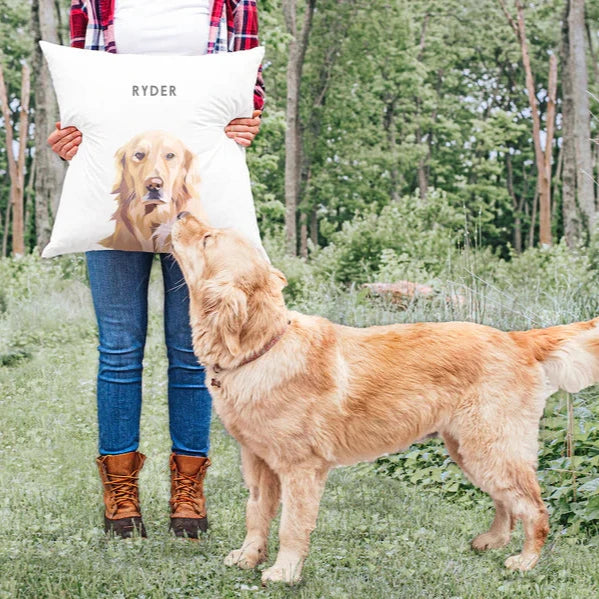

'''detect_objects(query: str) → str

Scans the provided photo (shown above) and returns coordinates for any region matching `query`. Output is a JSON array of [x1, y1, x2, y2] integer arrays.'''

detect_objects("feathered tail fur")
[[510, 317, 599, 393]]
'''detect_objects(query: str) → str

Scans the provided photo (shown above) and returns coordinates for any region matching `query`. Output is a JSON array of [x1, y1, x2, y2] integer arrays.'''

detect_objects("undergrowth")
[[2, 233, 599, 540]]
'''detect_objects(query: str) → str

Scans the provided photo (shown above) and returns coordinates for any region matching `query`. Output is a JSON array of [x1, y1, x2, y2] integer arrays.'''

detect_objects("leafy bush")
[[308, 189, 466, 284]]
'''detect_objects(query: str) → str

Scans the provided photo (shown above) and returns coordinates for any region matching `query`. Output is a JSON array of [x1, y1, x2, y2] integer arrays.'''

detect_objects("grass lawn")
[[1, 263, 598, 598]]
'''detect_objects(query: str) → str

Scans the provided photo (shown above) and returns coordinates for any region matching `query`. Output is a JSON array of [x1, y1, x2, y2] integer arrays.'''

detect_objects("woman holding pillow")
[[47, 0, 264, 539]]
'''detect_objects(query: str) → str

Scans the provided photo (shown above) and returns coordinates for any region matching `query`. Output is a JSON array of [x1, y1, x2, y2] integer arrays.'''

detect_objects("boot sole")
[[170, 516, 208, 538], [104, 515, 147, 538]]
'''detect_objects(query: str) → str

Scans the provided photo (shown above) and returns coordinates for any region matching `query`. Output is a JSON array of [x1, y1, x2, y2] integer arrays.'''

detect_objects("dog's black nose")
[[146, 177, 163, 191], [177, 211, 191, 221]]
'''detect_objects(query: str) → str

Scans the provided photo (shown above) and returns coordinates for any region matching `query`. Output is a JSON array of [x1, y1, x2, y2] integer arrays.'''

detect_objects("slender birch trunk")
[[282, 0, 316, 256]]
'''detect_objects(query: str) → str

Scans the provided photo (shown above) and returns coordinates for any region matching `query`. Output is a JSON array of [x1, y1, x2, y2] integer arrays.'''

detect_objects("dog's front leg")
[[224, 447, 280, 570], [261, 465, 328, 586]]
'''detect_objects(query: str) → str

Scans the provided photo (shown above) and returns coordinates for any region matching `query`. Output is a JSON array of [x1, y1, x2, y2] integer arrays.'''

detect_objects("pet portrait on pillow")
[[100, 130, 205, 252], [39, 41, 265, 258]]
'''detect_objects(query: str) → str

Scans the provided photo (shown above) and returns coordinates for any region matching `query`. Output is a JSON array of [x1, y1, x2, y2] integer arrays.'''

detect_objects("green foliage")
[[2, 255, 599, 597], [308, 189, 466, 284], [0, 254, 92, 360], [539, 391, 599, 534], [246, 0, 593, 255], [246, 110, 286, 238]]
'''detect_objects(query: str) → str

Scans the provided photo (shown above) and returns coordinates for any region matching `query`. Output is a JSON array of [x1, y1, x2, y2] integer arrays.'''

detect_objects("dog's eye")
[[133, 152, 145, 161], [165, 153, 175, 160], [202, 234, 212, 248]]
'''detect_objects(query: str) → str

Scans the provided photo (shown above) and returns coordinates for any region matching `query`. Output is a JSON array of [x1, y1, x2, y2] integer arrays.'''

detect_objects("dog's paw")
[[224, 547, 265, 569], [471, 532, 510, 551], [261, 565, 301, 586], [504, 552, 539, 571]]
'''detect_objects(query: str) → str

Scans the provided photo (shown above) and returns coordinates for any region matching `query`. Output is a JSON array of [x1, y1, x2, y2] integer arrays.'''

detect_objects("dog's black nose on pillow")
[[177, 211, 190, 221]]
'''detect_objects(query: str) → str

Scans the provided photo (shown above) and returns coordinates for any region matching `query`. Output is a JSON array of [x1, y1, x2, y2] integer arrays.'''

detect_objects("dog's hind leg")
[[261, 464, 329, 585], [452, 431, 548, 570], [471, 499, 515, 550], [224, 448, 280, 570], [498, 465, 549, 571], [442, 432, 514, 550]]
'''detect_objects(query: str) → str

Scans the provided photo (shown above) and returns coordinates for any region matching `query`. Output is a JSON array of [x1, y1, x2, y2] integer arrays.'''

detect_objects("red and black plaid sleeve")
[[70, 0, 88, 48], [227, 0, 265, 111]]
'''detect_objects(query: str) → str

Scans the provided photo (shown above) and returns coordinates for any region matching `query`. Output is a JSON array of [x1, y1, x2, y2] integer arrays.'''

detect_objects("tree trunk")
[[506, 153, 522, 252], [0, 61, 30, 256], [551, 137, 563, 218], [529, 187, 538, 248], [498, 0, 553, 246], [584, 5, 599, 86], [14, 65, 31, 256], [415, 14, 430, 201], [300, 0, 352, 249], [515, 1, 551, 246], [569, 0, 595, 231], [417, 154, 428, 201], [594, 134, 599, 208], [384, 95, 402, 202], [24, 152, 37, 241], [32, 0, 66, 251], [282, 0, 316, 256], [2, 203, 11, 258], [542, 54, 557, 241], [299, 212, 308, 258], [310, 208, 318, 245], [561, 0, 583, 245]]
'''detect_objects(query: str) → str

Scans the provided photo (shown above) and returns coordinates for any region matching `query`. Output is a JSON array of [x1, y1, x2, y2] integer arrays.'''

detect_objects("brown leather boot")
[[96, 451, 147, 538], [169, 453, 211, 538]]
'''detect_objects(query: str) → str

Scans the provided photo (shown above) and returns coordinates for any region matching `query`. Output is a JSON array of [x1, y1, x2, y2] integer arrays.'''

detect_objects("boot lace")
[[108, 471, 140, 508], [172, 471, 202, 507]]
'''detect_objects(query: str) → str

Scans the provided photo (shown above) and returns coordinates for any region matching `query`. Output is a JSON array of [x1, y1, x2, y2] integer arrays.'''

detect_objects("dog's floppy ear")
[[270, 268, 288, 291], [201, 280, 248, 357], [183, 148, 202, 196], [111, 146, 127, 194]]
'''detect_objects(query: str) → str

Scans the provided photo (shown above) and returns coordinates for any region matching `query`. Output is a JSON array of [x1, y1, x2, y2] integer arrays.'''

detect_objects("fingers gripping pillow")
[[39, 41, 266, 257]]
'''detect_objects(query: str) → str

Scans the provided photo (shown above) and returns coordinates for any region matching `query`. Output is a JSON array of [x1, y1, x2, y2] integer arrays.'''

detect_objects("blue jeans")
[[86, 250, 211, 457]]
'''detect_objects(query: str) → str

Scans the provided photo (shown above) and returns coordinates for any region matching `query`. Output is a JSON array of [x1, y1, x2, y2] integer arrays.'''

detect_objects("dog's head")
[[171, 212, 287, 360], [112, 130, 200, 209]]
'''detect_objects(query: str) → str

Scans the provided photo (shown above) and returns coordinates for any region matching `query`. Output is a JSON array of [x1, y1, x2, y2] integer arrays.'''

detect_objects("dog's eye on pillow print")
[[39, 41, 265, 257]]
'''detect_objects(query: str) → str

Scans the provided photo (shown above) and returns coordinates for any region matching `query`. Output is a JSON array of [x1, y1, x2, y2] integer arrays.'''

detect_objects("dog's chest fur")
[[207, 371, 312, 464]]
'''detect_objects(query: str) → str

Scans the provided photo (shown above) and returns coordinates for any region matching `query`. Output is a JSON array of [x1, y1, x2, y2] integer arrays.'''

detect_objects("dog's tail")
[[509, 317, 599, 393]]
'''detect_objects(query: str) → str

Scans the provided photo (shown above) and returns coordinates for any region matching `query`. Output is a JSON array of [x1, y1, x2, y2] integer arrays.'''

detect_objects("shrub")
[[308, 189, 466, 284]]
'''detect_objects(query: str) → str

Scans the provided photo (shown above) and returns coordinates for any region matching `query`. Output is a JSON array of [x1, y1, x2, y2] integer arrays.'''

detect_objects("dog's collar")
[[210, 321, 290, 389]]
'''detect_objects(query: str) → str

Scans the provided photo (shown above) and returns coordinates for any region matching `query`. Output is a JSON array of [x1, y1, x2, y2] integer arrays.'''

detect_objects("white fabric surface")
[[113, 0, 212, 55], [39, 41, 265, 258]]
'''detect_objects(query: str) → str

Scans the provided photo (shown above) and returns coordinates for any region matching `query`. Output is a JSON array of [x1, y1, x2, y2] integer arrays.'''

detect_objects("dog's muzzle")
[[145, 177, 165, 203]]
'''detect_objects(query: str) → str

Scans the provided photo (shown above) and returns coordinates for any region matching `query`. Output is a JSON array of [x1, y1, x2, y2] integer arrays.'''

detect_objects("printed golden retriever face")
[[99, 130, 206, 252]]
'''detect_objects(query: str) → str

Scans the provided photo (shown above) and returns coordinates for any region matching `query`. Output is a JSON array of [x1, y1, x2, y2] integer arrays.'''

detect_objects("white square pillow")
[[39, 41, 266, 258]]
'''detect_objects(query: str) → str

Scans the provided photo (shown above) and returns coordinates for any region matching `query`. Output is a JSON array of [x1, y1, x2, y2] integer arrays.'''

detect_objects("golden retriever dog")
[[169, 213, 599, 585], [100, 130, 206, 252]]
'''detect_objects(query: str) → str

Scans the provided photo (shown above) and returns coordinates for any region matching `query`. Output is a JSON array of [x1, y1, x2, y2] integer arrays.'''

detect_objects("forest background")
[[1, 1, 599, 596]]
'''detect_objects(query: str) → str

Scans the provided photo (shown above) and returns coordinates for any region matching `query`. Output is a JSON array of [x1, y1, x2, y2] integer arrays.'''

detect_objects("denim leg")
[[160, 253, 211, 457], [86, 250, 154, 455]]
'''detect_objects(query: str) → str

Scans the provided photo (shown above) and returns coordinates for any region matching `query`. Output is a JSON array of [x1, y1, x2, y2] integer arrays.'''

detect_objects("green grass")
[[1, 257, 599, 598]]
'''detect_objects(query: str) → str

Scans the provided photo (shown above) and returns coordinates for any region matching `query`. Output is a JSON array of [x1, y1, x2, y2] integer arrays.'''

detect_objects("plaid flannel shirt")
[[69, 0, 265, 110]]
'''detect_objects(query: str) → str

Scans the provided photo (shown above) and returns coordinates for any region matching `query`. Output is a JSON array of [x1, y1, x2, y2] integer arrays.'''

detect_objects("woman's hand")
[[47, 122, 82, 160], [225, 110, 262, 147]]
